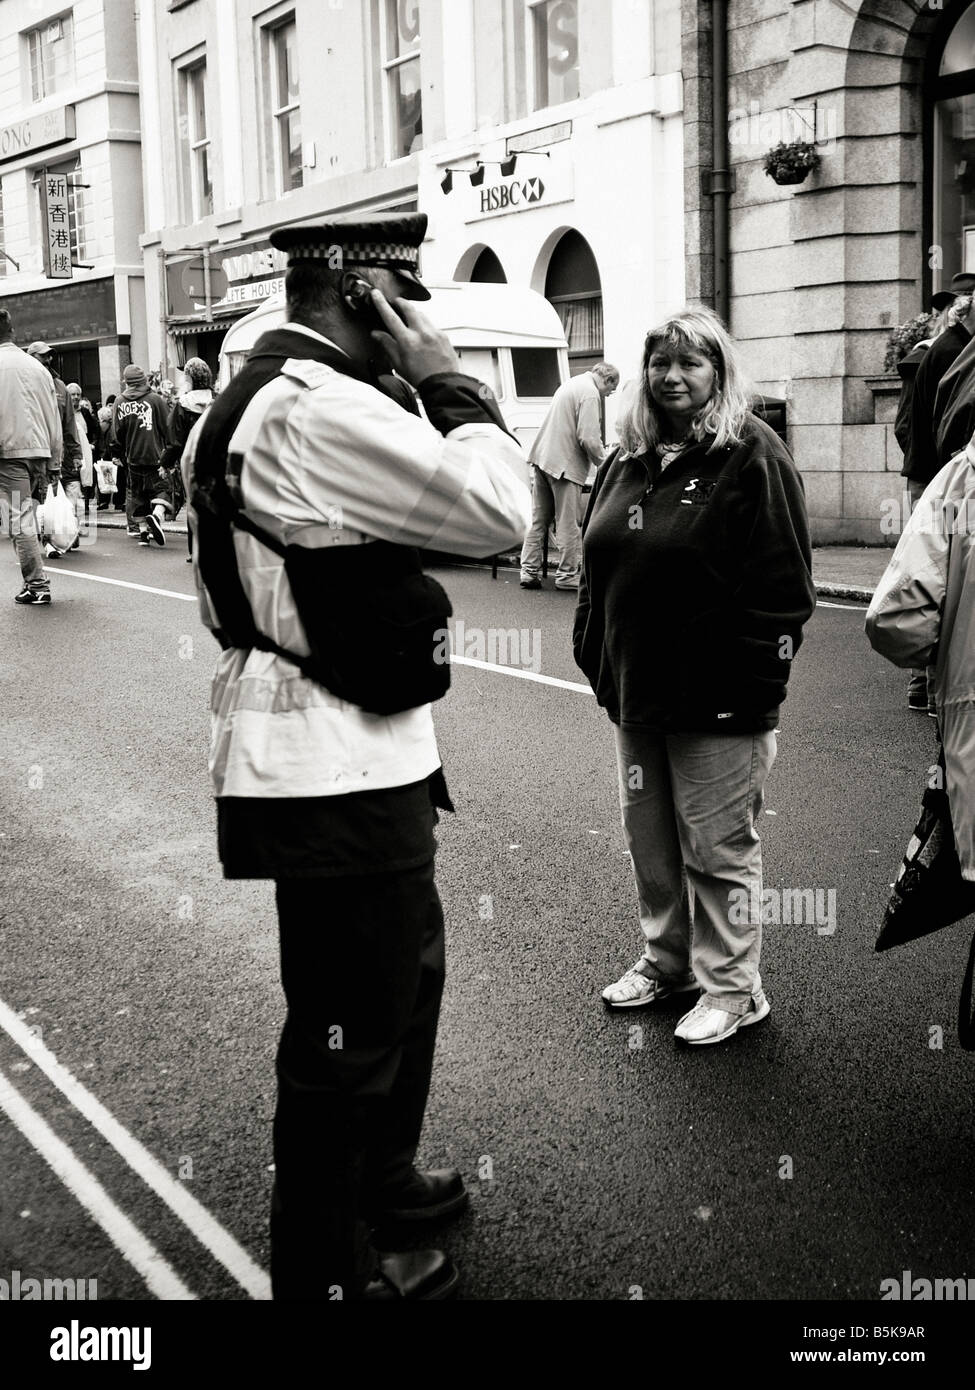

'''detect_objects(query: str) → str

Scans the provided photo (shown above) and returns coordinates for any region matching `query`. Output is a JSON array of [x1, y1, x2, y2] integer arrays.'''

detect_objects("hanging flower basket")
[[763, 140, 821, 186]]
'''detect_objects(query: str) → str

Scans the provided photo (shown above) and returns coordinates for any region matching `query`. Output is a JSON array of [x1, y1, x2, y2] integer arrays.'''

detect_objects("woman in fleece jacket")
[[574, 307, 816, 1046]]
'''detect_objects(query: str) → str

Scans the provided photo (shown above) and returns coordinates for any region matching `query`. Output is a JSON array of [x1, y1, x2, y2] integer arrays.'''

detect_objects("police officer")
[[183, 212, 530, 1300]]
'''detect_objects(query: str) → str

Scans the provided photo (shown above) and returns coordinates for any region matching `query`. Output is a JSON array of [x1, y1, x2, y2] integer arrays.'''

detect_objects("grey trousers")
[[0, 460, 49, 594], [520, 466, 583, 586], [614, 724, 777, 1014]]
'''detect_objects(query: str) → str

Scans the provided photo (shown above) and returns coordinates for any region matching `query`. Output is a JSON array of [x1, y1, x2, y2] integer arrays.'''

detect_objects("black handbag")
[[877, 749, 975, 1047]]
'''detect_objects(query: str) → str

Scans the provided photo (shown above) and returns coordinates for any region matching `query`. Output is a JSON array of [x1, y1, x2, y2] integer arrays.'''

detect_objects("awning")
[[167, 318, 233, 337]]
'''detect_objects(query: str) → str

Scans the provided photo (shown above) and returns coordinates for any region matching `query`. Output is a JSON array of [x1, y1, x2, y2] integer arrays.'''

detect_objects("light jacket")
[[529, 372, 607, 485], [0, 343, 62, 463], [183, 321, 531, 801], [865, 445, 975, 878]]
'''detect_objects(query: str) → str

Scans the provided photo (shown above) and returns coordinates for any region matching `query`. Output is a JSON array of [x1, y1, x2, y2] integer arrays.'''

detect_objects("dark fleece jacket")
[[908, 323, 971, 482], [573, 412, 815, 734]]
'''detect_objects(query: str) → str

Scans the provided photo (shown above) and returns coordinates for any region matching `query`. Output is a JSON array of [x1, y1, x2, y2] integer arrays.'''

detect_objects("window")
[[26, 11, 75, 102], [266, 18, 302, 193], [455, 348, 502, 398], [177, 58, 212, 221], [544, 229, 603, 373], [381, 0, 422, 160], [511, 348, 561, 397], [530, 0, 579, 111], [32, 158, 88, 263]]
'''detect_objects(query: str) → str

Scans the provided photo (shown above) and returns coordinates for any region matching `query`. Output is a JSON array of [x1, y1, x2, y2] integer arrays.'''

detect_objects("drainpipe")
[[710, 0, 731, 325]]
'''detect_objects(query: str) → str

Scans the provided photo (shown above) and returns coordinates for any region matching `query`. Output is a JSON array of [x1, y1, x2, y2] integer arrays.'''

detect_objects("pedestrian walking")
[[67, 383, 97, 518], [108, 366, 172, 546], [182, 211, 530, 1300], [160, 358, 213, 561], [575, 306, 815, 1045], [97, 396, 119, 511], [0, 311, 60, 604], [519, 362, 619, 592], [27, 342, 83, 556]]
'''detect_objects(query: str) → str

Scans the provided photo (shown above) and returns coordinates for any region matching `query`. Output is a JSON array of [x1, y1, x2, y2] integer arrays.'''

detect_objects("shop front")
[[163, 239, 290, 381], [0, 275, 121, 407]]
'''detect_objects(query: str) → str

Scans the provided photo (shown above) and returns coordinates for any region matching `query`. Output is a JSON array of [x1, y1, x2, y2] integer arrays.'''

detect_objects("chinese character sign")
[[42, 172, 72, 280]]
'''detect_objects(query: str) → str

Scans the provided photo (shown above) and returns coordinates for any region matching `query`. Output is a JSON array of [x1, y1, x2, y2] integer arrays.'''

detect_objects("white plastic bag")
[[95, 461, 117, 495], [37, 482, 80, 552]]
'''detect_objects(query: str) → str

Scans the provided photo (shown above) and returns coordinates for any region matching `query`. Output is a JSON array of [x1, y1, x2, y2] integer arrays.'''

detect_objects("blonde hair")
[[617, 306, 751, 454]]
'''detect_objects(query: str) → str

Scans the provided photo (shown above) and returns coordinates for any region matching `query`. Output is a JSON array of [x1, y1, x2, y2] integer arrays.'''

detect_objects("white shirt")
[[183, 322, 531, 798]]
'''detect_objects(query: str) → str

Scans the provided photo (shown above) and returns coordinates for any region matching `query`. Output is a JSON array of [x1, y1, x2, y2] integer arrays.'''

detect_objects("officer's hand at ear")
[[369, 291, 459, 388]]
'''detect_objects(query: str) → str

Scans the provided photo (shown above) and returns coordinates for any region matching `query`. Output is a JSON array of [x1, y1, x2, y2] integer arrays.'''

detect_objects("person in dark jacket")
[[575, 306, 815, 1046], [160, 358, 214, 561], [907, 296, 974, 483], [108, 365, 172, 546]]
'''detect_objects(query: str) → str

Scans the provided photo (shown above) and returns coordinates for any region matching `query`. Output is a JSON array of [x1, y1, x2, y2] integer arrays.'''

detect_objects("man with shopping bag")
[[27, 342, 82, 556], [0, 311, 60, 604]]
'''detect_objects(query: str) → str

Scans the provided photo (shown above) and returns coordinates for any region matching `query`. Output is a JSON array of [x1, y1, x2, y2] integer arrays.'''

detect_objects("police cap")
[[271, 211, 431, 300]]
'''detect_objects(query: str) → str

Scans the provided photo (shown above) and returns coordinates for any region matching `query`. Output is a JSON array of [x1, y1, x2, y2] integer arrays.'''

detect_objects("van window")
[[455, 348, 501, 398], [224, 351, 250, 382], [511, 348, 560, 398]]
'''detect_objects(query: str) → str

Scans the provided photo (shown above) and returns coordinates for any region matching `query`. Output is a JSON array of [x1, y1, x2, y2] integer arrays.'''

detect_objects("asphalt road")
[[1, 534, 973, 1304]]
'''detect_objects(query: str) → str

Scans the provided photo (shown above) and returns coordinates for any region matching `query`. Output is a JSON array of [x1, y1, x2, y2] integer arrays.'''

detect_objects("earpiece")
[[345, 277, 374, 313]]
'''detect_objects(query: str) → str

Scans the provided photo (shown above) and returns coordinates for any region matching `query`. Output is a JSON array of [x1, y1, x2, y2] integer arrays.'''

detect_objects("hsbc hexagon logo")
[[478, 176, 547, 213]]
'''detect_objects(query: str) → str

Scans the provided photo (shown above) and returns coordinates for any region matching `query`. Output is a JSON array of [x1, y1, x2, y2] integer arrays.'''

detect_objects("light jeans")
[[614, 725, 777, 1014], [0, 460, 49, 594], [520, 466, 583, 587]]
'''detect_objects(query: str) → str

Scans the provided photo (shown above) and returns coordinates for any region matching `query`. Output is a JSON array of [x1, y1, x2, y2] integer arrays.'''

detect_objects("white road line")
[[0, 997, 271, 1301], [0, 1068, 194, 1301], [451, 654, 593, 693], [46, 569, 197, 602], [817, 600, 868, 612]]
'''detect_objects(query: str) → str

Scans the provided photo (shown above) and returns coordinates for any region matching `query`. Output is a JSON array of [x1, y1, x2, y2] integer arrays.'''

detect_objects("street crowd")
[[0, 306, 214, 599]]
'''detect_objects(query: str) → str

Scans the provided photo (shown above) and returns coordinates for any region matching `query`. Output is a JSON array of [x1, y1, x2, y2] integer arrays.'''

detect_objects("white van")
[[216, 281, 569, 482]]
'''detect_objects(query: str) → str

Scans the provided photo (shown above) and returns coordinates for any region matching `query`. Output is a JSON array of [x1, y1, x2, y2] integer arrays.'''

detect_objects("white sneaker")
[[602, 965, 698, 1009], [674, 991, 770, 1045]]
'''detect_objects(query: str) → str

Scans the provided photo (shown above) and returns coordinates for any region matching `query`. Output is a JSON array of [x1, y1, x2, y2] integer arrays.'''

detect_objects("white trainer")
[[674, 991, 770, 1045], [602, 965, 698, 1010]]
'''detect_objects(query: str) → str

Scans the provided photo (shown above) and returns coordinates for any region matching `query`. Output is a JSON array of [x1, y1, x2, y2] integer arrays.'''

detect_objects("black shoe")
[[145, 513, 166, 546], [13, 588, 51, 605], [362, 1250, 459, 1300], [138, 533, 151, 546], [908, 693, 928, 710], [373, 1168, 469, 1224], [520, 578, 542, 590]]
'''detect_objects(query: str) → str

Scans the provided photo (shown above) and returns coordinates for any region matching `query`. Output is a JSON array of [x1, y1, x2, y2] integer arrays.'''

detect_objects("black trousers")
[[270, 860, 446, 1300]]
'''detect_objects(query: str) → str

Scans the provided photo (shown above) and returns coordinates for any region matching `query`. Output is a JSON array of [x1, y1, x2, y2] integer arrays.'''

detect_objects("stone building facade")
[[681, 0, 975, 543], [137, 0, 686, 419], [0, 0, 145, 402]]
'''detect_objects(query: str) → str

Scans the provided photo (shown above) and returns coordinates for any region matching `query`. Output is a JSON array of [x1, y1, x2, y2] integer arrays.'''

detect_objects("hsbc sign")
[[478, 176, 546, 214]]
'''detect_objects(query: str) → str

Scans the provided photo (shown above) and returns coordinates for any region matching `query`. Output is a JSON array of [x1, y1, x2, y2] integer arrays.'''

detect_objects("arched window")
[[931, 3, 975, 290], [469, 247, 507, 283], [543, 229, 602, 375]]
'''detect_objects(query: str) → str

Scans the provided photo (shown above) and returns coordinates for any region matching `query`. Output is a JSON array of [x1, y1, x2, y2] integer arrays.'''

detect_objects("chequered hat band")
[[285, 241, 419, 268]]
